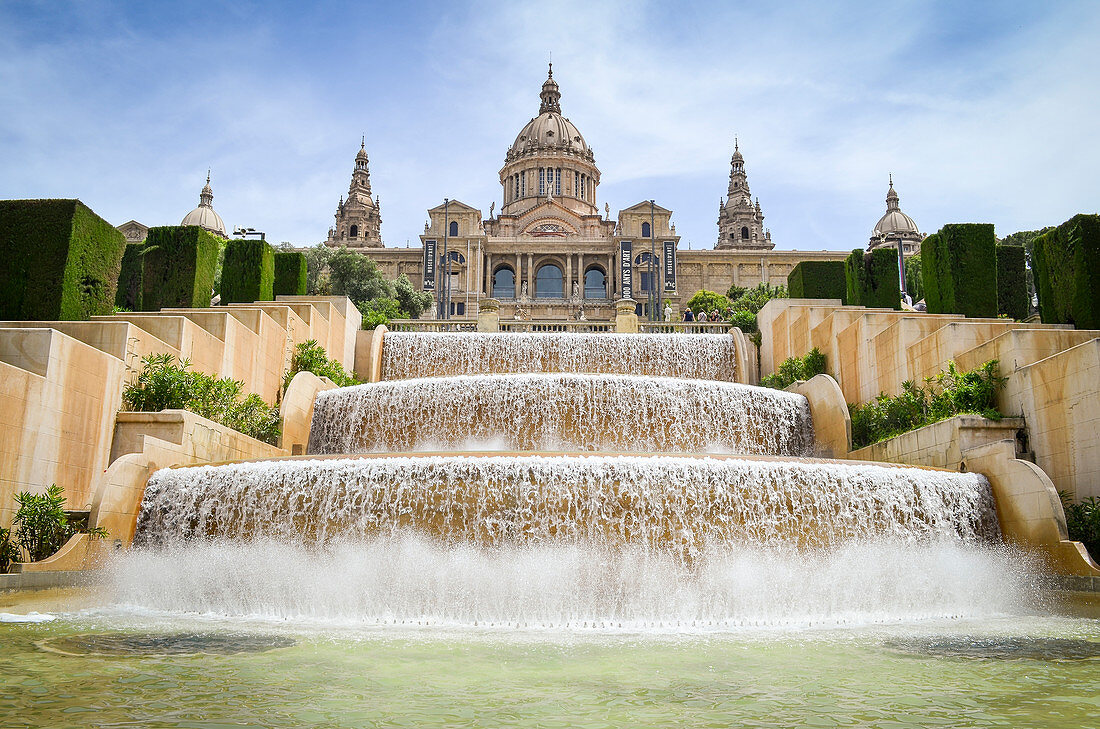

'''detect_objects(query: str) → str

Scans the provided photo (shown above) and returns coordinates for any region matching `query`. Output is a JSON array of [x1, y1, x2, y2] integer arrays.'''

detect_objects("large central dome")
[[506, 66, 593, 163]]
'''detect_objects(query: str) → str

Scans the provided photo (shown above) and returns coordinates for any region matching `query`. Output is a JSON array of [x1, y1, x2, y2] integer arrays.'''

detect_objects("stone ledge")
[[0, 570, 97, 593]]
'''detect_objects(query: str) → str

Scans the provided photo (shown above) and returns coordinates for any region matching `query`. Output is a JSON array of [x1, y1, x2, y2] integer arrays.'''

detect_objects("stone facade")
[[324, 140, 382, 248], [330, 66, 849, 320]]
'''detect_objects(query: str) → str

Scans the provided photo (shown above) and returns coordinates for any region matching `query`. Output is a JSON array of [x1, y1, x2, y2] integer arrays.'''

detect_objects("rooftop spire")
[[539, 63, 561, 114], [199, 171, 213, 208], [886, 175, 900, 211]]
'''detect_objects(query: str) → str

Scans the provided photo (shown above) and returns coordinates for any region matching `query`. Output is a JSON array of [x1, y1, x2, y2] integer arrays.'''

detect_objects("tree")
[[328, 247, 394, 304], [904, 253, 924, 302], [686, 289, 732, 314], [394, 273, 432, 319]]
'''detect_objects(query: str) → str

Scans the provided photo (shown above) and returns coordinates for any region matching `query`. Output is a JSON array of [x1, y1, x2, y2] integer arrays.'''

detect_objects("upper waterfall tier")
[[380, 332, 737, 380], [308, 374, 814, 457], [136, 455, 999, 554]]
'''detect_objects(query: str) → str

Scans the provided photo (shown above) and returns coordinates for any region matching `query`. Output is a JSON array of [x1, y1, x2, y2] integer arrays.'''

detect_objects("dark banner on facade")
[[620, 241, 632, 299], [422, 240, 436, 291], [663, 240, 676, 292]]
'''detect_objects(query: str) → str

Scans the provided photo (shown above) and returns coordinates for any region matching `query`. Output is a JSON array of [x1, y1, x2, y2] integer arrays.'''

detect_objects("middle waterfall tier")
[[307, 374, 815, 457]]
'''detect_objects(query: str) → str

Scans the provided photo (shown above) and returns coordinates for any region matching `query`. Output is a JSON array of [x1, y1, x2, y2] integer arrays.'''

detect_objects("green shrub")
[[141, 226, 221, 310], [845, 248, 901, 309], [995, 245, 1028, 321], [0, 199, 127, 320], [1031, 214, 1100, 329], [1059, 492, 1100, 561], [728, 282, 787, 314], [904, 253, 924, 302], [849, 359, 1006, 449], [362, 297, 401, 328], [787, 261, 847, 302], [123, 353, 281, 444], [686, 289, 732, 316], [2, 484, 108, 569], [394, 273, 432, 319], [283, 339, 359, 390], [273, 250, 308, 296], [114, 243, 145, 311], [921, 223, 998, 317], [760, 347, 827, 390], [728, 309, 757, 334], [221, 239, 275, 304]]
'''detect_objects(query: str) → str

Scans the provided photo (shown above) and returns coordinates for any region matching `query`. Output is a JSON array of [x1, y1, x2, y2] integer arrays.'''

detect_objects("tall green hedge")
[[921, 223, 998, 317], [115, 243, 144, 311], [1031, 214, 1100, 329], [140, 226, 220, 310], [273, 250, 307, 296], [0, 199, 126, 320], [787, 260, 847, 303], [221, 239, 275, 304], [844, 248, 901, 310], [995, 245, 1028, 321]]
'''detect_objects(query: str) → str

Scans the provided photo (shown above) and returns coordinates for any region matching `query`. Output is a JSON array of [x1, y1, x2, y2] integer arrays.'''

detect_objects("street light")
[[439, 198, 451, 319], [649, 200, 658, 321]]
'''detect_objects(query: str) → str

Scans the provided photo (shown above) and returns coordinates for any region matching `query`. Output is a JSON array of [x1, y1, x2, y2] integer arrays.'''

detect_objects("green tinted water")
[[3, 608, 1099, 729]]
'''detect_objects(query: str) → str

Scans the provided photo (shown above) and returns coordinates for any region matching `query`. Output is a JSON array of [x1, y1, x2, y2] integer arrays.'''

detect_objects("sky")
[[1, 0, 1097, 252]]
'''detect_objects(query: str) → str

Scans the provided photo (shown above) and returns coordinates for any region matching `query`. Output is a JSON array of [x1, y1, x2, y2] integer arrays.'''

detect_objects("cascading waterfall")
[[307, 374, 814, 456], [135, 456, 998, 552], [379, 332, 737, 380], [120, 329, 1026, 628]]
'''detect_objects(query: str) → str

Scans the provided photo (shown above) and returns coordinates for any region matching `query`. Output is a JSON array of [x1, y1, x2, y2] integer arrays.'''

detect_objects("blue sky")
[[1, 0, 1097, 251]]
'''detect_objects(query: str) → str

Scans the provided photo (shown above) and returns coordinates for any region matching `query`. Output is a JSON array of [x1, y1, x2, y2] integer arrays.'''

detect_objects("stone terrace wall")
[[0, 297, 360, 530], [758, 299, 1100, 501]]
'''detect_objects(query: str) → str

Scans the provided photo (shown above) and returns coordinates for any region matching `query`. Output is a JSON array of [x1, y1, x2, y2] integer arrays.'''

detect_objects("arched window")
[[641, 222, 651, 238], [445, 250, 465, 264], [349, 224, 358, 238], [741, 226, 749, 240], [535, 263, 563, 298], [584, 266, 606, 299], [449, 221, 458, 237], [492, 266, 515, 299]]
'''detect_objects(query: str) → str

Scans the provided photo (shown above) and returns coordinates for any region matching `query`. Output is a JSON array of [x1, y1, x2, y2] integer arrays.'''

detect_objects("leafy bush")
[[273, 250, 308, 296], [728, 309, 757, 334], [123, 353, 281, 444], [845, 248, 901, 309], [0, 199, 127, 320], [394, 273, 432, 319], [1, 484, 108, 570], [849, 359, 1006, 449], [283, 339, 359, 390], [717, 282, 789, 334], [141, 226, 221, 310], [921, 223, 998, 317], [996, 245, 1028, 321], [685, 289, 732, 316], [760, 347, 827, 390], [787, 261, 847, 302], [1030, 214, 1100, 329], [904, 253, 924, 302], [1060, 492, 1100, 561], [221, 239, 275, 304]]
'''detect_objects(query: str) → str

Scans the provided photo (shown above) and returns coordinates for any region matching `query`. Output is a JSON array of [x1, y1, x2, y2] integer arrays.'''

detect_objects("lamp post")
[[440, 198, 450, 319], [649, 200, 658, 321]]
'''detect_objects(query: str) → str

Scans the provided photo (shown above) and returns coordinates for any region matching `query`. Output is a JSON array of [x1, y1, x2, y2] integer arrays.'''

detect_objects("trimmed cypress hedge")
[[844, 248, 901, 309], [221, 239, 275, 304], [273, 250, 307, 296], [787, 260, 847, 303], [140, 226, 220, 310], [115, 243, 144, 311], [1031, 214, 1100, 329], [0, 199, 126, 320], [921, 223, 998, 317], [995, 245, 1028, 321]]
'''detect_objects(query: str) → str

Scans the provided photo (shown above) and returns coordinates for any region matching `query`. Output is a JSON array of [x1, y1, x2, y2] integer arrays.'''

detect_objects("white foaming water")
[[106, 536, 1038, 629], [135, 456, 999, 552], [380, 332, 737, 381], [308, 374, 814, 457]]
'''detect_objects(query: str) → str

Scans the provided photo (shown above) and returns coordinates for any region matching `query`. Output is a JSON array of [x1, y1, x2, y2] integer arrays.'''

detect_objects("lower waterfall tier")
[[135, 455, 999, 554], [380, 332, 737, 381], [307, 374, 814, 456]]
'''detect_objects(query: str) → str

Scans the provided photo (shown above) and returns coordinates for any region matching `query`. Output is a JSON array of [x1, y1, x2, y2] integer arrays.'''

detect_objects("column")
[[515, 252, 522, 297], [485, 252, 492, 294], [577, 252, 585, 300], [527, 252, 534, 297], [565, 254, 573, 298]]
